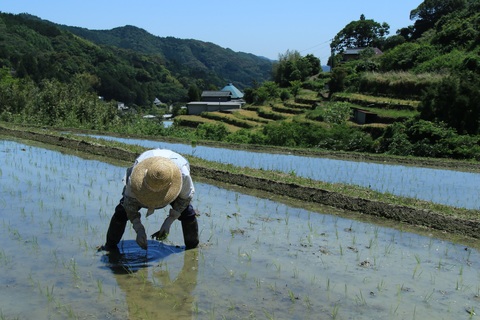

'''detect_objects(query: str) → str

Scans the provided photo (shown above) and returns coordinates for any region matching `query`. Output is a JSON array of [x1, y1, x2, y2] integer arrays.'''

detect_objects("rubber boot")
[[105, 202, 128, 250], [181, 217, 199, 250]]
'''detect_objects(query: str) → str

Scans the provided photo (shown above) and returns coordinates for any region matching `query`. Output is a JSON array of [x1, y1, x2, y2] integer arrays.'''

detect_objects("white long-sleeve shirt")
[[122, 149, 195, 220]]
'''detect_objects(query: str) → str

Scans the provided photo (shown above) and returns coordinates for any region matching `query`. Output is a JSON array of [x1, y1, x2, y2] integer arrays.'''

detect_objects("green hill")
[[0, 13, 272, 105], [62, 24, 273, 90]]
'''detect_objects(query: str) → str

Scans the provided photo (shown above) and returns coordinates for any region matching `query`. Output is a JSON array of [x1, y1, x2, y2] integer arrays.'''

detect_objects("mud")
[[2, 125, 479, 240]]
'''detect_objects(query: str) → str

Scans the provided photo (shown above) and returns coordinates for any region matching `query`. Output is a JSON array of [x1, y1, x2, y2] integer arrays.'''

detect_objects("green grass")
[[333, 92, 420, 109], [354, 105, 418, 118]]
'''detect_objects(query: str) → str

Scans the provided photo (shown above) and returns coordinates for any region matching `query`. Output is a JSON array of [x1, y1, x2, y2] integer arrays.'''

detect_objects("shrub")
[[378, 119, 480, 159], [420, 73, 480, 135], [306, 102, 352, 124], [315, 124, 374, 152], [195, 122, 229, 141], [280, 89, 291, 101]]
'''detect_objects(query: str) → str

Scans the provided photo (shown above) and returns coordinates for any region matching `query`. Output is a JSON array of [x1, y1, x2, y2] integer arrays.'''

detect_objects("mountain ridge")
[[60, 23, 274, 90]]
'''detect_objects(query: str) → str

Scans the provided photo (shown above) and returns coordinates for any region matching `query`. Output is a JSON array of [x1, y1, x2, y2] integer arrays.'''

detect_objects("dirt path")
[[1, 125, 479, 241]]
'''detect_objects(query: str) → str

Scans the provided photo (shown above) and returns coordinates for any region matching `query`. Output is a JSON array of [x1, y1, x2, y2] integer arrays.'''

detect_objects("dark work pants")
[[105, 198, 198, 249]]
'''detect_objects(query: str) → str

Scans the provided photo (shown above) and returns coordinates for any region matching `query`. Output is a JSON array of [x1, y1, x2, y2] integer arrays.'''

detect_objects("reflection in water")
[[105, 245, 198, 320], [101, 240, 183, 274]]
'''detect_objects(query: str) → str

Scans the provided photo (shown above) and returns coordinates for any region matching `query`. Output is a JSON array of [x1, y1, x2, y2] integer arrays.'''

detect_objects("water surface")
[[1, 138, 479, 319]]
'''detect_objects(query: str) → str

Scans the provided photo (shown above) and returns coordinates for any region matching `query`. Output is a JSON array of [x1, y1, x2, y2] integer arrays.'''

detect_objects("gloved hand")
[[132, 217, 147, 250], [151, 209, 181, 241]]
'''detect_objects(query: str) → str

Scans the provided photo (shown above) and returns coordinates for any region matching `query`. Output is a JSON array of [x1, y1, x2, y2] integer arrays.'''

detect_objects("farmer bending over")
[[102, 149, 199, 251]]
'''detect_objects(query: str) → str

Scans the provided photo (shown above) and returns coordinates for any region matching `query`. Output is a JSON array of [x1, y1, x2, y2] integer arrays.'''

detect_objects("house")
[[342, 47, 383, 62], [187, 83, 245, 115]]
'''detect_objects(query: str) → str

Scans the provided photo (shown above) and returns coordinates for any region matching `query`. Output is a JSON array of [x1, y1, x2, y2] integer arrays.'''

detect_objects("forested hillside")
[[62, 25, 273, 90], [0, 13, 272, 106]]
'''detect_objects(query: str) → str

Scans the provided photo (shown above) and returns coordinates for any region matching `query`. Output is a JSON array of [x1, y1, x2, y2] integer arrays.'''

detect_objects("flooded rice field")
[[79, 134, 480, 210], [1, 138, 479, 320]]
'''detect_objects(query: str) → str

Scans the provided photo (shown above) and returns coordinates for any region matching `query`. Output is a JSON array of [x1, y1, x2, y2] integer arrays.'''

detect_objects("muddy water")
[[1, 138, 479, 320]]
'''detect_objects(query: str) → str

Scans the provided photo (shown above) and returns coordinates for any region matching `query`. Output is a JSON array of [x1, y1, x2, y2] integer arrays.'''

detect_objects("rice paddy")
[[1, 138, 479, 319]]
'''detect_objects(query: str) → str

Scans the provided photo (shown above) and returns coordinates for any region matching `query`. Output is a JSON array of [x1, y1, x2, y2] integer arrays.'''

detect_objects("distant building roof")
[[201, 91, 231, 98], [221, 83, 244, 99], [342, 47, 383, 60]]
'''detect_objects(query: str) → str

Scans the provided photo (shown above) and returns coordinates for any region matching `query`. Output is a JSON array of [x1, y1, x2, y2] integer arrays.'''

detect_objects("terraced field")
[[175, 89, 420, 133]]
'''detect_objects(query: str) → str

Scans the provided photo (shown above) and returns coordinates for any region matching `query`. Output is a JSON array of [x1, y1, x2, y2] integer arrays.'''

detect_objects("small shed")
[[117, 102, 128, 111], [352, 108, 377, 124]]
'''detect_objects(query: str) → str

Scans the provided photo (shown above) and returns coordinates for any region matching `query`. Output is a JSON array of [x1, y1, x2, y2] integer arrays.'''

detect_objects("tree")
[[328, 66, 349, 96], [187, 84, 201, 101], [409, 0, 467, 39], [420, 73, 480, 135], [273, 50, 321, 87], [330, 14, 390, 54], [304, 54, 321, 75], [289, 80, 302, 98]]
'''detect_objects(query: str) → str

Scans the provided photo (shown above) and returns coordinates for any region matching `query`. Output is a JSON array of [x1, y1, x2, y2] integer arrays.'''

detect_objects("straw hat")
[[129, 156, 182, 211]]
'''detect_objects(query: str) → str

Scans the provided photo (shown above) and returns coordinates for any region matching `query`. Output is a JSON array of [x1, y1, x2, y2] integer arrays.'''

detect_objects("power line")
[[299, 39, 332, 54], [299, 38, 333, 62]]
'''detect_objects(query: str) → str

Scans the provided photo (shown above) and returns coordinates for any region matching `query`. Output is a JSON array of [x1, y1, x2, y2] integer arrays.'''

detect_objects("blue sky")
[[1, 0, 423, 63]]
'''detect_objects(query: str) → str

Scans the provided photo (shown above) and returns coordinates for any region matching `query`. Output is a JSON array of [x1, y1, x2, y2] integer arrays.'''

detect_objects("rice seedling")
[[263, 309, 275, 320], [287, 289, 297, 302], [412, 265, 422, 279], [422, 289, 435, 303], [354, 289, 367, 306], [331, 302, 340, 319], [45, 284, 55, 303], [293, 267, 299, 279], [377, 279, 386, 292], [384, 242, 394, 255], [414, 254, 421, 265], [0, 249, 9, 265], [96, 278, 103, 295]]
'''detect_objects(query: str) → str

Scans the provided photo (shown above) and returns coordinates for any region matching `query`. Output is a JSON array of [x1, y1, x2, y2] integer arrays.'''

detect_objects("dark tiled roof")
[[201, 91, 231, 97]]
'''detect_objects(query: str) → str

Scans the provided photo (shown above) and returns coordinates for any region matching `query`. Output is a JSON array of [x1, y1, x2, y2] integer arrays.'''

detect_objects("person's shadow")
[[100, 240, 183, 274], [100, 240, 199, 319]]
